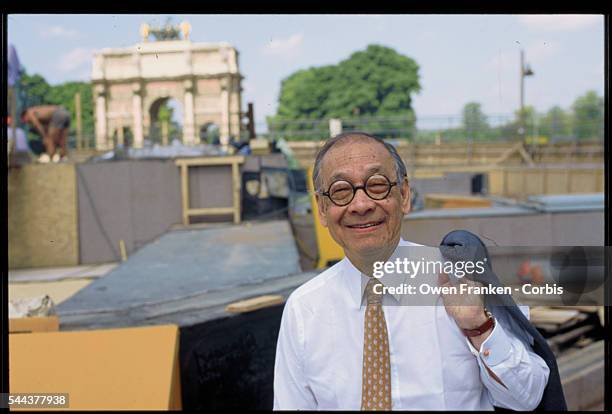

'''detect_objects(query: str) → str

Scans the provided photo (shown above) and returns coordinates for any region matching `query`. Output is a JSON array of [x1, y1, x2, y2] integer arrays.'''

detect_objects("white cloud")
[[262, 33, 304, 58], [518, 15, 601, 31], [39, 25, 79, 39], [56, 47, 97, 73]]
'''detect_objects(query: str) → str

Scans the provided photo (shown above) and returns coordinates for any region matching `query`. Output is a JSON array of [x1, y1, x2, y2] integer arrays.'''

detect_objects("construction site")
[[6, 19, 606, 411]]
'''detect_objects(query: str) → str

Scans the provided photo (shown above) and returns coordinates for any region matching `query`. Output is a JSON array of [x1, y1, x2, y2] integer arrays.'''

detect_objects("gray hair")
[[312, 132, 408, 192]]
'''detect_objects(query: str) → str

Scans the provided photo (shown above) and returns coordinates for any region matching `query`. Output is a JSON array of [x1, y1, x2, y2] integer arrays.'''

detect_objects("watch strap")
[[462, 310, 495, 337]]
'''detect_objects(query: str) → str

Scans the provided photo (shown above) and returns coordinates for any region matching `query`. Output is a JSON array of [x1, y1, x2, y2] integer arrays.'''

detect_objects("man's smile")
[[345, 218, 385, 231]]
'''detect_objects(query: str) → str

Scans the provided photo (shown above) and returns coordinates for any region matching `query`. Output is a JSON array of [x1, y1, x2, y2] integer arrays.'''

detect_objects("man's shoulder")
[[286, 260, 345, 307], [400, 238, 425, 247]]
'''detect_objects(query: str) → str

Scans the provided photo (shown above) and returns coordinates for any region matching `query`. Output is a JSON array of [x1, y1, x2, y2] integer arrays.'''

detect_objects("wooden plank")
[[175, 156, 245, 226], [180, 164, 189, 226], [232, 162, 241, 224], [517, 144, 535, 166], [424, 194, 492, 209], [9, 316, 60, 334], [225, 295, 284, 314], [548, 325, 595, 348], [187, 207, 235, 215], [549, 306, 600, 314], [529, 307, 581, 325], [174, 155, 245, 167]]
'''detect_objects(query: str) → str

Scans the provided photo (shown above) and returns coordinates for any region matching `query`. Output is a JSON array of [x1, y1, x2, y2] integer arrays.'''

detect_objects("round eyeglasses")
[[319, 174, 399, 207]]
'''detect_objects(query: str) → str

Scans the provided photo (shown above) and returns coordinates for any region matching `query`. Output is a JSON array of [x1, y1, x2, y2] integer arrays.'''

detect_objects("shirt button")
[[483, 349, 490, 357]]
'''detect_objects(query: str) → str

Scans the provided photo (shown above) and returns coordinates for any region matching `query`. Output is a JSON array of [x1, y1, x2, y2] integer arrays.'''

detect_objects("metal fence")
[[263, 113, 604, 144], [35, 112, 601, 153]]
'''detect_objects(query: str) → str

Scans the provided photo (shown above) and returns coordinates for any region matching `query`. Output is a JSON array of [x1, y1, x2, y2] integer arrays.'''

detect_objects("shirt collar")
[[344, 238, 415, 310]]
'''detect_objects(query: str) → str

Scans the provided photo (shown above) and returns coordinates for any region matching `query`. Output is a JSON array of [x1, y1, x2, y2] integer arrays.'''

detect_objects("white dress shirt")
[[274, 239, 550, 410]]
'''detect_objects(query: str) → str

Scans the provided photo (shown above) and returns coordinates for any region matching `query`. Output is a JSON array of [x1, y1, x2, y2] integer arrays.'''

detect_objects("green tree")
[[17, 70, 52, 110], [17, 69, 95, 141], [461, 102, 489, 140], [572, 90, 603, 140], [47, 81, 95, 137], [270, 44, 421, 140], [540, 106, 571, 140], [155, 102, 181, 143]]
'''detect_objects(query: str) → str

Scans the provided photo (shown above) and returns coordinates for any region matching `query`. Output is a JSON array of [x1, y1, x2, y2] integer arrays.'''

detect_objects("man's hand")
[[438, 272, 492, 349]]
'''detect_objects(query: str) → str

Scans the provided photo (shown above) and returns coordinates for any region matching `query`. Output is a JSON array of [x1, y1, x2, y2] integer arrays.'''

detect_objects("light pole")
[[519, 49, 534, 142]]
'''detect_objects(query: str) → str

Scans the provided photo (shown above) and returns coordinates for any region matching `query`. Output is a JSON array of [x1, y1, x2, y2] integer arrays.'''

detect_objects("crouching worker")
[[21, 105, 71, 163]]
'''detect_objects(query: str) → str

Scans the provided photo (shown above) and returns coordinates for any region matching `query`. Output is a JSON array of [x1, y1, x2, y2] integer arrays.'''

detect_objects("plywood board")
[[529, 307, 580, 325], [8, 164, 79, 269], [424, 194, 492, 209], [226, 295, 284, 313], [9, 325, 181, 410], [77, 160, 183, 264], [9, 316, 60, 333]]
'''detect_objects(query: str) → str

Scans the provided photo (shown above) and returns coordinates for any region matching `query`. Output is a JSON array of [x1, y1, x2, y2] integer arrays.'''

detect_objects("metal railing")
[[263, 113, 604, 144]]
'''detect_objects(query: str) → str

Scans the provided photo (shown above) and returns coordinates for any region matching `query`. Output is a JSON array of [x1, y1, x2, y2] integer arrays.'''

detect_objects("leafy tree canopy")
[[462, 102, 489, 138], [269, 44, 421, 139], [572, 90, 604, 139]]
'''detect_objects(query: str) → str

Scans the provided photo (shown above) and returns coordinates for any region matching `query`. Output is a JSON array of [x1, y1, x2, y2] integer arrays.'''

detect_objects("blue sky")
[[7, 14, 605, 129]]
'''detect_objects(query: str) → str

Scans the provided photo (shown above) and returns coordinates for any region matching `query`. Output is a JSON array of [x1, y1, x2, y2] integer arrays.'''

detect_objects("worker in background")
[[21, 105, 71, 163]]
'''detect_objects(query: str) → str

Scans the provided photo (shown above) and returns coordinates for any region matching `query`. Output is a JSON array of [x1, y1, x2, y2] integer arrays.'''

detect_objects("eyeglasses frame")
[[318, 174, 401, 207]]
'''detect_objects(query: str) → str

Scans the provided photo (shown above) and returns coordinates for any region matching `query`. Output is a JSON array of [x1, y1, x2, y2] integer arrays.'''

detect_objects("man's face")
[[315, 138, 411, 263]]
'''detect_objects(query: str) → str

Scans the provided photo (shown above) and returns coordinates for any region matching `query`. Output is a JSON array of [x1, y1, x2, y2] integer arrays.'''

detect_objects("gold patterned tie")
[[361, 277, 392, 410]]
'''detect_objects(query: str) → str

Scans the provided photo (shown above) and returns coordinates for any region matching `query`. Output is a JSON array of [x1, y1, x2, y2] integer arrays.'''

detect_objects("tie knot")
[[365, 278, 384, 305]]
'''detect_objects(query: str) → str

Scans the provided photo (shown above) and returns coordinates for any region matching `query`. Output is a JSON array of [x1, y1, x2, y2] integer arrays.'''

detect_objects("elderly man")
[[273, 132, 551, 410]]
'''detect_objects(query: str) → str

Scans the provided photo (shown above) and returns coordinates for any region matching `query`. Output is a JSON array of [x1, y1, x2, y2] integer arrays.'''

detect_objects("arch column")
[[94, 84, 108, 150], [220, 77, 230, 149], [132, 82, 144, 149], [183, 79, 196, 145]]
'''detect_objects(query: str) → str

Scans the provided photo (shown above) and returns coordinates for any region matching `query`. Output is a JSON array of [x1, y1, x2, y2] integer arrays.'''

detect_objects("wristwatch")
[[462, 309, 495, 337]]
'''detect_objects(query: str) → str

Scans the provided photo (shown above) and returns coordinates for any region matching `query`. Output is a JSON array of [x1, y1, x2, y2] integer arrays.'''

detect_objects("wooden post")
[[232, 162, 241, 224], [502, 168, 508, 197], [75, 92, 83, 150], [119, 240, 128, 262], [180, 164, 189, 226], [175, 156, 244, 226]]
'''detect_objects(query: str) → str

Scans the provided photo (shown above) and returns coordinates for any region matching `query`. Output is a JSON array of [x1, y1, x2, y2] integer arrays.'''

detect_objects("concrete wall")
[[402, 209, 604, 246]]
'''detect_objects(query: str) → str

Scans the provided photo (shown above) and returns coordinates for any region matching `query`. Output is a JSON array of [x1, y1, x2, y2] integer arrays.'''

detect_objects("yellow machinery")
[[306, 166, 344, 269]]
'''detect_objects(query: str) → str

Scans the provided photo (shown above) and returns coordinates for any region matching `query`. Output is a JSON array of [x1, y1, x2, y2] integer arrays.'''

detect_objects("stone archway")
[[148, 97, 183, 146], [199, 122, 220, 144], [92, 26, 243, 150], [111, 126, 134, 148]]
